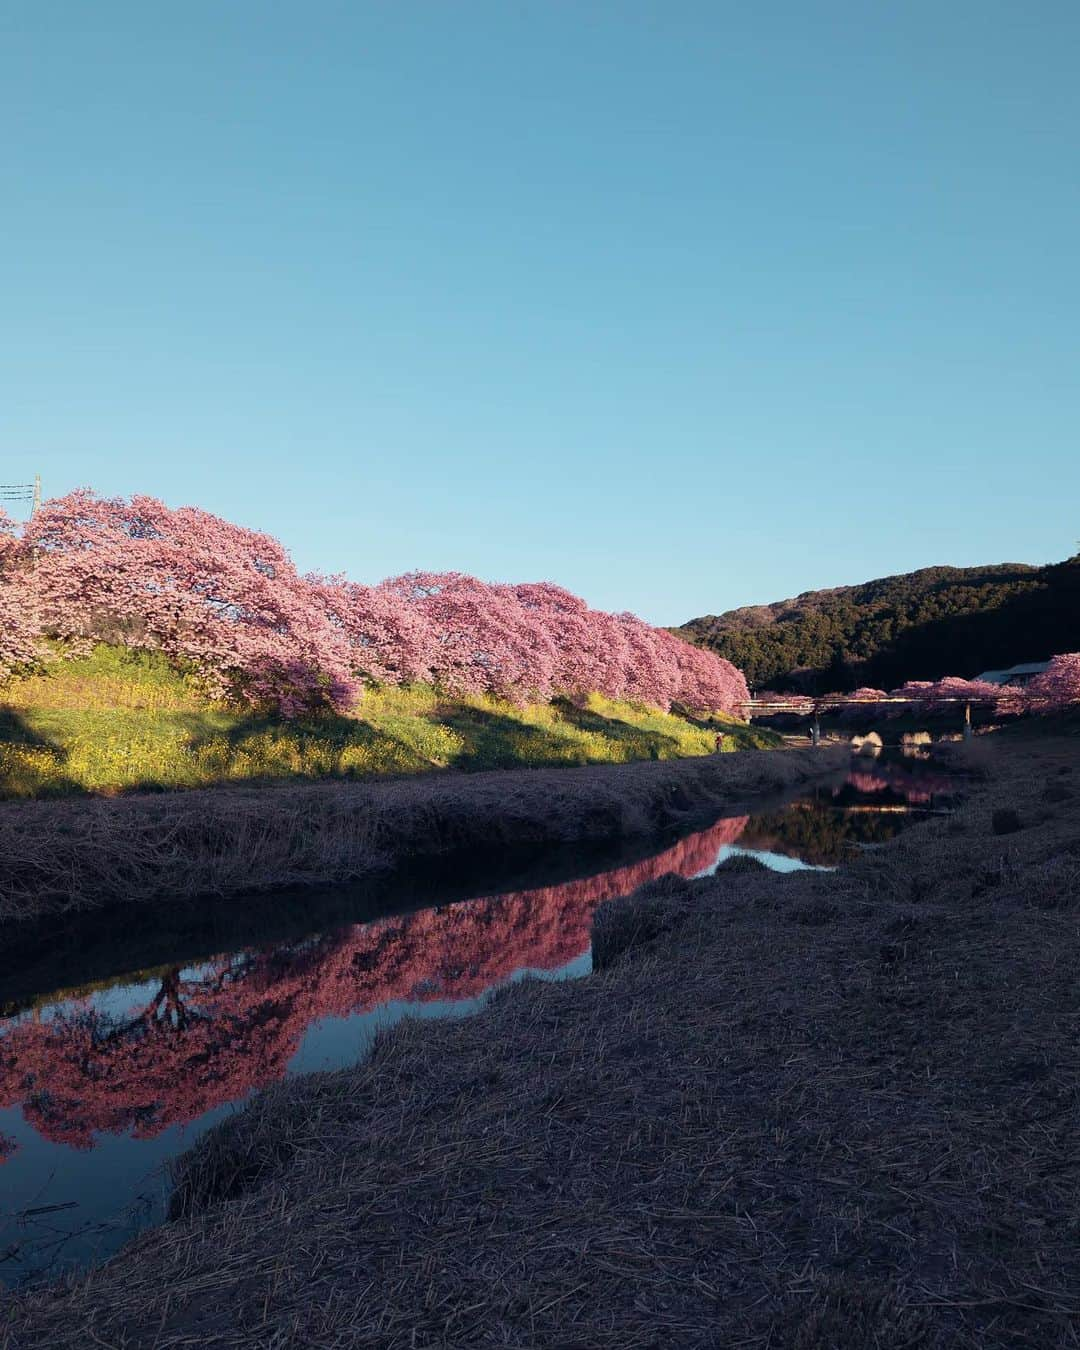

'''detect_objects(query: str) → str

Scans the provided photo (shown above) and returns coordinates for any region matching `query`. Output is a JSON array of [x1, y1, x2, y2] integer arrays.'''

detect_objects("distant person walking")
[[714, 732, 726, 754]]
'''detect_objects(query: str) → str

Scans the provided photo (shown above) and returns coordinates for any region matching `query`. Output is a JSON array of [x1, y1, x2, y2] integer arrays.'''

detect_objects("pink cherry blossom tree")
[[24, 492, 358, 715], [614, 612, 682, 709], [889, 676, 1015, 716], [666, 634, 749, 715], [0, 510, 40, 681], [308, 576, 436, 687], [1026, 654, 1080, 711], [507, 582, 615, 697], [378, 571, 559, 701]]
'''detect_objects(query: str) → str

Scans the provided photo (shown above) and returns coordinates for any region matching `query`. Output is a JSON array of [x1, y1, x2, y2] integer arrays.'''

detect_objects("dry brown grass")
[[4, 736, 1079, 1348], [0, 746, 839, 925]]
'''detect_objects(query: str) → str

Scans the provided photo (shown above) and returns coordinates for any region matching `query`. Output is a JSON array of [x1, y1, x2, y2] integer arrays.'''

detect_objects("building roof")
[[976, 661, 1050, 684]]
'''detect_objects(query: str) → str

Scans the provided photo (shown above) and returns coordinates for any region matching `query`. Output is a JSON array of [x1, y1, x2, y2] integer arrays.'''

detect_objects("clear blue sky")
[[2, 2, 1077, 624]]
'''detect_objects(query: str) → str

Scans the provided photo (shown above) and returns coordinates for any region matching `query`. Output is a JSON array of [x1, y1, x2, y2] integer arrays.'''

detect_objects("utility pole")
[[31, 474, 41, 517]]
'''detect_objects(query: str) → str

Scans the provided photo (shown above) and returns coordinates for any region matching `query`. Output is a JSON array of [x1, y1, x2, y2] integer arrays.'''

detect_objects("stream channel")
[[0, 753, 958, 1284]]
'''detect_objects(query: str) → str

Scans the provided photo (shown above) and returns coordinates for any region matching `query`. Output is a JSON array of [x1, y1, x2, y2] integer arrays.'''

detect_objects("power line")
[[0, 475, 41, 512]]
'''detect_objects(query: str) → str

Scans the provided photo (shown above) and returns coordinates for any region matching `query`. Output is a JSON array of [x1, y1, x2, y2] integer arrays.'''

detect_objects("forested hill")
[[679, 557, 1080, 693]]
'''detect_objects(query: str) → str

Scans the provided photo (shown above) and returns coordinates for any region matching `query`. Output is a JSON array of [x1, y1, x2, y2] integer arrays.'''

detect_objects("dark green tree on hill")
[[680, 556, 1080, 693]]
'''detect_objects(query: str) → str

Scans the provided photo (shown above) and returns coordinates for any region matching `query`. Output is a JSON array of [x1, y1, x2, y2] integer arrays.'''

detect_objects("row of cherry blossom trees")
[[754, 661, 1080, 718], [0, 492, 748, 716]]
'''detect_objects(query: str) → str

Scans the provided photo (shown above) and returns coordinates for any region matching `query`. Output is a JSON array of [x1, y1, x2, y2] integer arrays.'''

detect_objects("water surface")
[[0, 757, 955, 1282]]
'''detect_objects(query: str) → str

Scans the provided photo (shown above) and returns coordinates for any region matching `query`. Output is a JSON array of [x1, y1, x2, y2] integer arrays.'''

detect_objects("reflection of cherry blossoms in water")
[[0, 815, 748, 1156], [842, 762, 954, 805]]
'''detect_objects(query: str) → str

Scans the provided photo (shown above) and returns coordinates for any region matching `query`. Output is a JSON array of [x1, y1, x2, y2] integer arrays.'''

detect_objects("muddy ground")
[[3, 732, 1079, 1348]]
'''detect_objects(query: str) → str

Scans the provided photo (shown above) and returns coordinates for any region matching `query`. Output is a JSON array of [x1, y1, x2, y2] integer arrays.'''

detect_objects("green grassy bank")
[[0, 646, 777, 798]]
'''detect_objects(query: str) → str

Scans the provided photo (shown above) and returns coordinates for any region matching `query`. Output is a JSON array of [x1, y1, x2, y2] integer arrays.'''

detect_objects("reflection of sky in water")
[[700, 845, 834, 876], [7, 977, 166, 1033], [289, 952, 591, 1076], [0, 849, 802, 1282], [0, 1098, 233, 1277], [0, 954, 591, 1283], [0, 765, 950, 1284]]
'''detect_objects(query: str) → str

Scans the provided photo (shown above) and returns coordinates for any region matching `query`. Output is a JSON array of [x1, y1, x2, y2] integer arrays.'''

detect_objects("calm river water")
[[0, 756, 956, 1283]]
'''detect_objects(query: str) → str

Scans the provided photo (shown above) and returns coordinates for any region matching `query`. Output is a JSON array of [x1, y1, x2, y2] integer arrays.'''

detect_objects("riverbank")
[[0, 744, 836, 926], [5, 732, 1078, 1346], [0, 646, 774, 799]]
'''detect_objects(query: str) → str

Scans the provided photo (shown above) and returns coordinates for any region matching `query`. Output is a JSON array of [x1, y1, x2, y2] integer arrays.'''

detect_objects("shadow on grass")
[[552, 699, 686, 754], [668, 704, 781, 750], [0, 709, 85, 798], [180, 710, 374, 750], [177, 711, 444, 783], [0, 698, 765, 800], [0, 706, 454, 799], [440, 702, 684, 771]]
